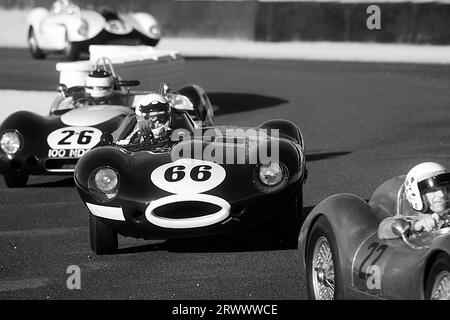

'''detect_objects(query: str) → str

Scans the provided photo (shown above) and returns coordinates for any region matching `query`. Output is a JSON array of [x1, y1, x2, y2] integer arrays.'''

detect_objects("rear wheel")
[[4, 174, 29, 188], [90, 214, 118, 255], [28, 28, 46, 59], [425, 254, 450, 300], [306, 216, 343, 300]]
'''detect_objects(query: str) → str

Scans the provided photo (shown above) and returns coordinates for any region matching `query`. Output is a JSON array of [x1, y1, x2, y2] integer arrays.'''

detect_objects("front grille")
[[44, 158, 78, 172], [153, 201, 221, 219]]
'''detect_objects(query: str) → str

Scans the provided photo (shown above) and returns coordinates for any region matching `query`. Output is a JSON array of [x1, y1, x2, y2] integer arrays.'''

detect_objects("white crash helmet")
[[135, 93, 171, 124], [404, 162, 450, 212], [85, 69, 114, 98]]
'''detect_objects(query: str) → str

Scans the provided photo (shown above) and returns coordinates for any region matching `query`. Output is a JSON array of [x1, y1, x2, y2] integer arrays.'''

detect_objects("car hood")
[[60, 105, 133, 126]]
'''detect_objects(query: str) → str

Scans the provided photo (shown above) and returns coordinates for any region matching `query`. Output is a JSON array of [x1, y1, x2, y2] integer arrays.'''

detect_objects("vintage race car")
[[0, 61, 213, 188], [298, 175, 450, 300], [26, 1, 161, 60], [73, 117, 307, 254]]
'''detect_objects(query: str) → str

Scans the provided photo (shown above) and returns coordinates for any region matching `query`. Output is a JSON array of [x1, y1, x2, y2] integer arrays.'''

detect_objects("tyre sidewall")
[[425, 253, 450, 300]]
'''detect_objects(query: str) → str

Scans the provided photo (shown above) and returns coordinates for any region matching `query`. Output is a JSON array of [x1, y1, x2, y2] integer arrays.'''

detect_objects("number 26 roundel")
[[47, 127, 103, 150]]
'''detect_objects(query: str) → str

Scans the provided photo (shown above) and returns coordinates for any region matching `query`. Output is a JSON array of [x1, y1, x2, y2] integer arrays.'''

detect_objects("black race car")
[[74, 115, 307, 254]]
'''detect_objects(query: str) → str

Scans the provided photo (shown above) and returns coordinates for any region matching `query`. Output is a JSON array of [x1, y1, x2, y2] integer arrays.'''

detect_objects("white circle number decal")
[[47, 127, 102, 150], [151, 159, 226, 194]]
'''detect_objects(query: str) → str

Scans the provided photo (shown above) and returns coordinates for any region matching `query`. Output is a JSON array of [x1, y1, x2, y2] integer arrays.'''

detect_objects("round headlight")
[[94, 168, 118, 192], [1, 131, 22, 155], [88, 167, 119, 203], [77, 20, 88, 36], [259, 161, 284, 186], [149, 25, 161, 37]]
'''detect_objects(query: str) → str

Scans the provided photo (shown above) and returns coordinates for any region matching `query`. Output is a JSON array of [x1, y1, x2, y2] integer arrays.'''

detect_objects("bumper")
[[81, 184, 299, 240], [0, 155, 78, 176]]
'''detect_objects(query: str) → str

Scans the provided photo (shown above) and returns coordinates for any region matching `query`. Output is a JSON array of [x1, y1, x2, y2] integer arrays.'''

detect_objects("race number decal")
[[150, 159, 226, 194], [47, 127, 102, 150]]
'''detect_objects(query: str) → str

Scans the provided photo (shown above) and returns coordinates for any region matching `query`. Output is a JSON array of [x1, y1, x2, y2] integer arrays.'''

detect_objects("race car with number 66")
[[74, 118, 307, 254]]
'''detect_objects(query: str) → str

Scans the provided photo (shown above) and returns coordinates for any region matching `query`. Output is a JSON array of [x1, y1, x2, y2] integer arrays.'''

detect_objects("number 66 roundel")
[[47, 127, 103, 150], [151, 159, 226, 194]]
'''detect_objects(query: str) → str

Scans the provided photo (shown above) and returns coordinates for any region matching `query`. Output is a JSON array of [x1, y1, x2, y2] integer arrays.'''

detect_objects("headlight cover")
[[0, 131, 22, 155], [88, 167, 119, 203], [149, 25, 161, 37], [77, 20, 89, 36], [254, 161, 288, 193]]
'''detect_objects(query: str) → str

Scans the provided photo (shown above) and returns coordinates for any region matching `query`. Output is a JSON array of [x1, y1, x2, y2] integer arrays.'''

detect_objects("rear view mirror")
[[391, 219, 410, 238]]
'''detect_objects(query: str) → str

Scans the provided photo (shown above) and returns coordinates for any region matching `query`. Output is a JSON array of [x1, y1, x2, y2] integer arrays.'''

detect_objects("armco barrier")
[[2, 0, 450, 44]]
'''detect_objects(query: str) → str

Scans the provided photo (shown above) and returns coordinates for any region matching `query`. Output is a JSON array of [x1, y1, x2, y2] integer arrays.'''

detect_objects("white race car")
[[26, 0, 161, 60]]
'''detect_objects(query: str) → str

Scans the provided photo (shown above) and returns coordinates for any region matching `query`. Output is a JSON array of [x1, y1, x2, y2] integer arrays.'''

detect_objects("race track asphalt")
[[1, 48, 450, 299]]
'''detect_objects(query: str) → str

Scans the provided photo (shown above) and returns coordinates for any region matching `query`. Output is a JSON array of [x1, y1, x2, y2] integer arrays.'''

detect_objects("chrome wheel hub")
[[311, 236, 335, 300]]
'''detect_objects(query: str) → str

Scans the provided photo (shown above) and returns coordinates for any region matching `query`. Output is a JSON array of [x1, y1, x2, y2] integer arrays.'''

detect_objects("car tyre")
[[274, 189, 303, 249], [28, 28, 46, 59], [425, 253, 450, 300], [4, 174, 29, 188], [90, 214, 118, 255], [306, 216, 343, 300]]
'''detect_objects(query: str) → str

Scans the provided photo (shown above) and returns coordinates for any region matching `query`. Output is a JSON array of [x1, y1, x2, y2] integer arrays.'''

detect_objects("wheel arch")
[[423, 250, 450, 298]]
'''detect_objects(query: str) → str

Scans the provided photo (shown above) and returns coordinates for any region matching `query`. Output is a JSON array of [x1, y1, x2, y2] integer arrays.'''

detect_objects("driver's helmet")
[[85, 69, 114, 99], [52, 0, 71, 13], [135, 93, 171, 139], [405, 162, 450, 212]]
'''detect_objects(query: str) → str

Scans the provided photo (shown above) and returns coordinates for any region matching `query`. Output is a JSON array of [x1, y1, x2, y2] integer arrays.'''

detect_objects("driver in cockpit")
[[378, 162, 450, 239]]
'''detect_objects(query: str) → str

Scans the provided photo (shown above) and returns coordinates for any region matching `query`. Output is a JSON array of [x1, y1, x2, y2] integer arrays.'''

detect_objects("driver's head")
[[85, 69, 113, 99], [405, 162, 450, 213], [135, 93, 171, 139]]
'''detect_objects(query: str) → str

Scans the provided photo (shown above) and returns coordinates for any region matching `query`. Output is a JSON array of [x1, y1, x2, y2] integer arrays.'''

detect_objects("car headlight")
[[78, 20, 89, 36], [149, 25, 161, 37], [88, 167, 119, 202], [254, 161, 288, 193], [0, 131, 22, 155]]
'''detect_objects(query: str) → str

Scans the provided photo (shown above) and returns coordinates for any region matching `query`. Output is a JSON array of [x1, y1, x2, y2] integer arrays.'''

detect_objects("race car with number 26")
[[0, 74, 213, 188], [298, 175, 450, 300], [74, 118, 307, 254]]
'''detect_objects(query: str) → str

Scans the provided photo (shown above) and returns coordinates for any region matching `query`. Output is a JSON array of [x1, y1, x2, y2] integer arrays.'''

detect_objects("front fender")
[[67, 10, 105, 41], [126, 12, 161, 39], [298, 193, 380, 287]]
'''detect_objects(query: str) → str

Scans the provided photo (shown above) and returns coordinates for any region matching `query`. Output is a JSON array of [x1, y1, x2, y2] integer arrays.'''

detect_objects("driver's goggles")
[[86, 86, 111, 91], [138, 113, 169, 123]]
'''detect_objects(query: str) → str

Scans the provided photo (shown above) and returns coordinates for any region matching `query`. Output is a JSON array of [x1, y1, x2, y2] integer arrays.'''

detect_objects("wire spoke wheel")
[[430, 271, 450, 300], [312, 236, 335, 300]]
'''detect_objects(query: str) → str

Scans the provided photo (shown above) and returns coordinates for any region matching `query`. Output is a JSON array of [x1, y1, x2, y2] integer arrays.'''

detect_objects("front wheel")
[[4, 174, 29, 188], [306, 216, 343, 300], [425, 254, 450, 300], [90, 214, 118, 255], [274, 190, 303, 249]]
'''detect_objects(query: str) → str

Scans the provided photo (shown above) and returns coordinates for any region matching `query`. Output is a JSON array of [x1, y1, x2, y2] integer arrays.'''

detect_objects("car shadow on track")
[[26, 177, 75, 188], [209, 92, 288, 116], [306, 151, 351, 162], [116, 206, 319, 255]]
